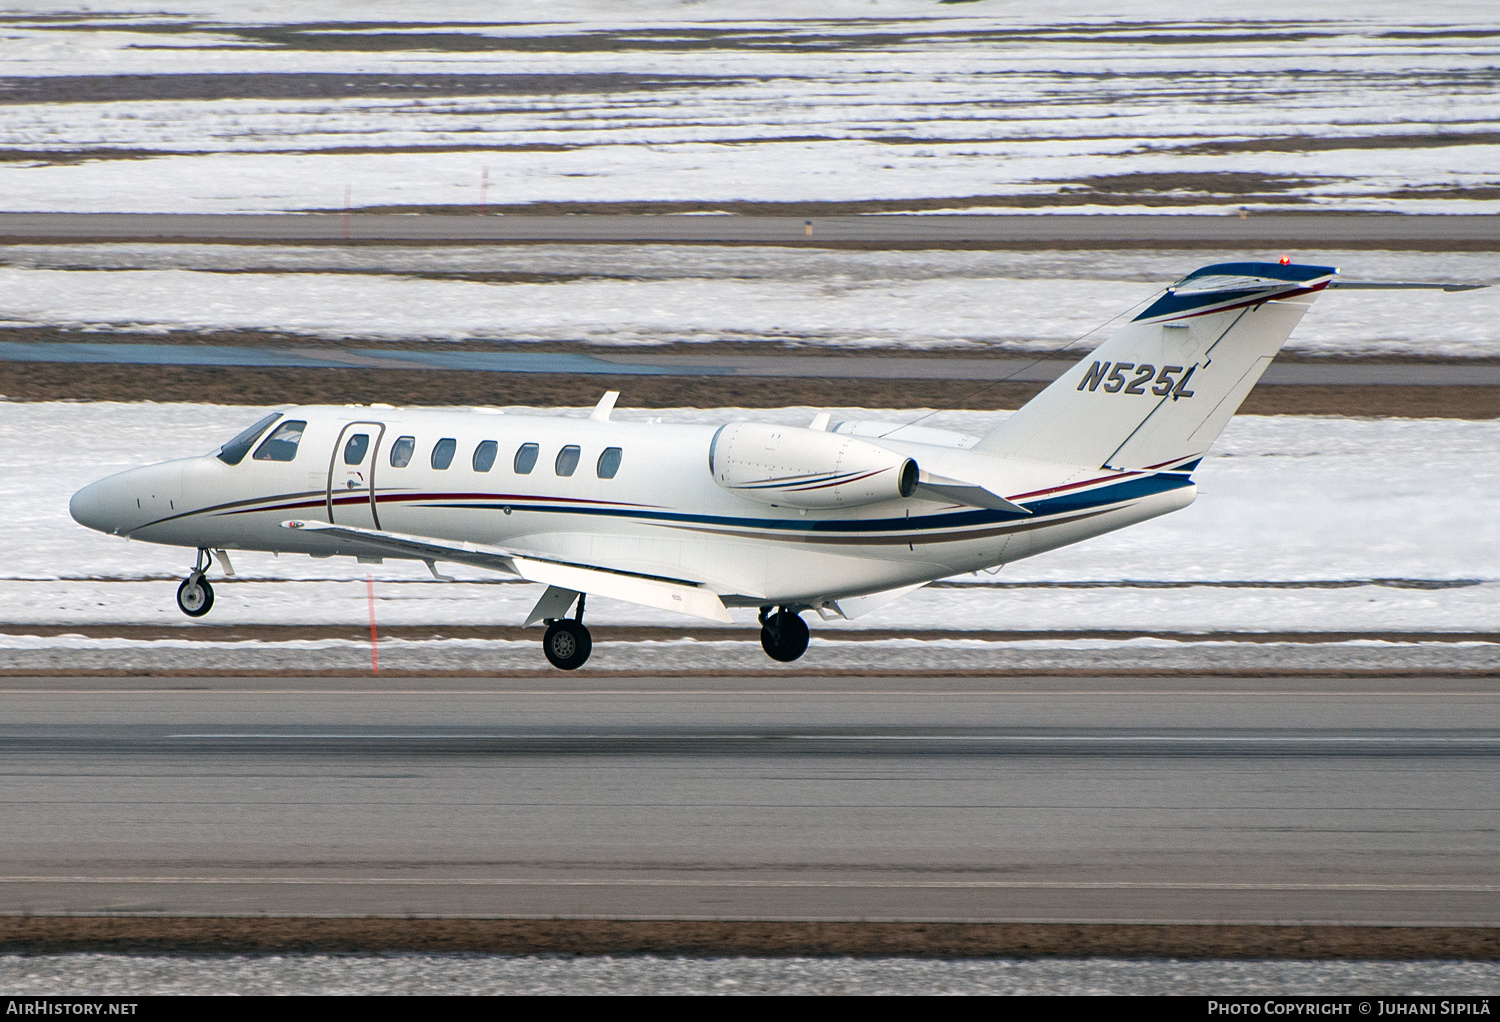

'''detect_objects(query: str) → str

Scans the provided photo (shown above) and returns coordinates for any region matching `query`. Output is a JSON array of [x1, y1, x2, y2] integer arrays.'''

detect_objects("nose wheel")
[[541, 593, 592, 670], [176, 548, 216, 618], [176, 576, 214, 617], [759, 607, 810, 663]]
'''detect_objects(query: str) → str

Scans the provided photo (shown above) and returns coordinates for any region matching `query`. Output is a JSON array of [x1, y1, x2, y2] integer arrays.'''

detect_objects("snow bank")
[[2, 402, 1496, 632]]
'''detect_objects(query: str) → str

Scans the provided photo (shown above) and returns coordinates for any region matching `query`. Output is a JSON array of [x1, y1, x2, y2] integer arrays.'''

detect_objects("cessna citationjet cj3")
[[72, 261, 1349, 669]]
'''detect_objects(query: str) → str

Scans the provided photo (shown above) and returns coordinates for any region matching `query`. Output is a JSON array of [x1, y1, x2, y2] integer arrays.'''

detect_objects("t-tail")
[[973, 261, 1337, 471]]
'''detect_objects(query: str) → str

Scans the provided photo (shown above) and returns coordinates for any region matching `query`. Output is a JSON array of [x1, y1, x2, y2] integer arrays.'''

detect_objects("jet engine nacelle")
[[709, 422, 918, 509]]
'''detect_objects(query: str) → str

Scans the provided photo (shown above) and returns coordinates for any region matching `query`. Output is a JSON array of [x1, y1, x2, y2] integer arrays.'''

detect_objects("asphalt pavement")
[[0, 212, 1496, 247], [1, 674, 1495, 925]]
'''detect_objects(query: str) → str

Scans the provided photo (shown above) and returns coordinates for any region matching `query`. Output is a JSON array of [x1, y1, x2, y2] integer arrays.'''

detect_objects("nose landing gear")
[[542, 593, 593, 670], [759, 606, 810, 663], [176, 548, 215, 618]]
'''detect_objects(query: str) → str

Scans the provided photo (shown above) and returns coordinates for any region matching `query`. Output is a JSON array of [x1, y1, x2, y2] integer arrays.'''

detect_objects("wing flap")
[[281, 519, 519, 573], [815, 581, 929, 621], [280, 520, 732, 623], [512, 556, 731, 623], [524, 585, 581, 627]]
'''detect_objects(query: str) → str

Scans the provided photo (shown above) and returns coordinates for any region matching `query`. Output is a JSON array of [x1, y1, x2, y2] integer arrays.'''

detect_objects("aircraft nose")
[[70, 475, 123, 534], [70, 461, 184, 536]]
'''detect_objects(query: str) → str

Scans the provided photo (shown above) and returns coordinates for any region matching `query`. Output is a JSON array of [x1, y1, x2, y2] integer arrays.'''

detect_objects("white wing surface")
[[280, 520, 732, 623]]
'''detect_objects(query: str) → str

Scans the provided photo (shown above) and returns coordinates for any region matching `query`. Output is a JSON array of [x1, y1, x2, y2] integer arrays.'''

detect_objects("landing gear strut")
[[542, 593, 593, 671], [176, 548, 215, 618], [759, 606, 810, 663]]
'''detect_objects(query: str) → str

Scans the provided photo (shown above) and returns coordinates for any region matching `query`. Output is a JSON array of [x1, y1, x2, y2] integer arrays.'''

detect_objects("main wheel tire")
[[542, 619, 593, 670], [760, 610, 810, 663], [176, 576, 214, 617]]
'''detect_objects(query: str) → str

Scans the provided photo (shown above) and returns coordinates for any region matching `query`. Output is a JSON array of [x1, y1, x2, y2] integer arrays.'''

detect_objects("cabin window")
[[389, 436, 415, 468], [216, 412, 281, 465], [251, 420, 306, 462], [597, 447, 623, 479], [473, 440, 498, 473], [343, 434, 369, 465], [555, 445, 581, 477], [513, 443, 539, 475], [431, 438, 457, 470]]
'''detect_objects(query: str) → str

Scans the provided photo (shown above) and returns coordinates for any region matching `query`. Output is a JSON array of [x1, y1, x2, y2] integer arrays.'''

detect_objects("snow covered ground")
[[2, 402, 1496, 635], [0, 2, 1495, 213], [2, 246, 1496, 356]]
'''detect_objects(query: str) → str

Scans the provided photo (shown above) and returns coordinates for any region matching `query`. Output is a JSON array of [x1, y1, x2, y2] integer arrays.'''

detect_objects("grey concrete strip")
[[292, 346, 457, 371], [1259, 363, 1500, 385], [0, 675, 1496, 924], [1, 638, 1497, 677], [604, 355, 1500, 386], [606, 354, 1071, 381], [1, 947, 1498, 992], [0, 341, 345, 369], [2, 341, 1498, 384], [0, 212, 1497, 247], [0, 341, 693, 375]]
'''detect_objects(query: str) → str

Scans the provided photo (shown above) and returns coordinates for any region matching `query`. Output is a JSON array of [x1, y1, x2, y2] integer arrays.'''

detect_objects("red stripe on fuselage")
[[1140, 455, 1200, 471], [374, 491, 658, 509], [1007, 471, 1142, 502], [217, 490, 660, 517]]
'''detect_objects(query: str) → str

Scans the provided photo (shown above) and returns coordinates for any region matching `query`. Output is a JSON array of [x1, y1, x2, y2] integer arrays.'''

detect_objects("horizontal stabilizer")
[[913, 471, 1031, 514], [280, 520, 731, 623], [1329, 281, 1488, 292]]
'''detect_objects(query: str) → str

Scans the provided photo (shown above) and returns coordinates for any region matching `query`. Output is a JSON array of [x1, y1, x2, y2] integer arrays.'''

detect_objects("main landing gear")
[[542, 593, 593, 671], [176, 548, 215, 618], [759, 606, 810, 663]]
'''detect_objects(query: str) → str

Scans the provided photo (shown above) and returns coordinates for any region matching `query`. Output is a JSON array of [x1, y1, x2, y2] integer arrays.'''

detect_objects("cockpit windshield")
[[253, 420, 307, 462], [215, 412, 282, 466]]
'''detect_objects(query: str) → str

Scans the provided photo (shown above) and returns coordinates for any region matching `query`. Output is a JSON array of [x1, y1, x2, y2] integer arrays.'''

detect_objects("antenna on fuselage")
[[590, 391, 620, 421]]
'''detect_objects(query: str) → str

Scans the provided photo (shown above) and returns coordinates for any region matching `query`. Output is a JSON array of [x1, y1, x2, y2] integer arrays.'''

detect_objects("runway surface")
[[1, 213, 1496, 248], [2, 342, 1495, 385], [1, 675, 1497, 925]]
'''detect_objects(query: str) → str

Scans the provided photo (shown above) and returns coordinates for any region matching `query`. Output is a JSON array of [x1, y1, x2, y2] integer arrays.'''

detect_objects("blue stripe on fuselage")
[[414, 471, 1192, 536]]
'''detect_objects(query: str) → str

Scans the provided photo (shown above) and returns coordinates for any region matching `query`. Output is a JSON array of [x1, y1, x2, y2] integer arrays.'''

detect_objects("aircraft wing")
[[279, 519, 733, 623]]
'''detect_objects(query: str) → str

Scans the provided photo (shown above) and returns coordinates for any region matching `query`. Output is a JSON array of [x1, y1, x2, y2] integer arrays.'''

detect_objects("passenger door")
[[327, 421, 386, 528]]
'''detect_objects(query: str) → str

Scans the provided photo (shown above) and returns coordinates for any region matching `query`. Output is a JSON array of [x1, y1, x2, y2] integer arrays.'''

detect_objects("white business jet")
[[68, 261, 1358, 668]]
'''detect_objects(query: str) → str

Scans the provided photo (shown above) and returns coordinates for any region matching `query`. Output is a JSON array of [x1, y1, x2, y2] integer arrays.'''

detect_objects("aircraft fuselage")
[[71, 405, 1195, 609]]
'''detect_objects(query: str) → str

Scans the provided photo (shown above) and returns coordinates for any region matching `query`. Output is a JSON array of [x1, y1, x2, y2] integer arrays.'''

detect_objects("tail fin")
[[972, 261, 1337, 470]]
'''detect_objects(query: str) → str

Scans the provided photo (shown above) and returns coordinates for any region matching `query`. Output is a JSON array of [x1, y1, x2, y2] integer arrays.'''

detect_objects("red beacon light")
[[1279, 255, 1291, 265]]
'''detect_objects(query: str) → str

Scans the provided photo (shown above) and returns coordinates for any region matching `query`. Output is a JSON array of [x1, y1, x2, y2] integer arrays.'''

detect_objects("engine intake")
[[709, 422, 917, 509]]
